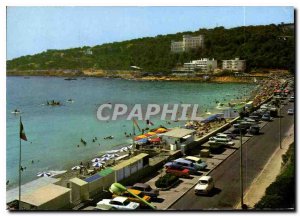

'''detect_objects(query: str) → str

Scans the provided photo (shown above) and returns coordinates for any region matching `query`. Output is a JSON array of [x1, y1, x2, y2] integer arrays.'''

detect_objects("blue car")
[[165, 158, 199, 174]]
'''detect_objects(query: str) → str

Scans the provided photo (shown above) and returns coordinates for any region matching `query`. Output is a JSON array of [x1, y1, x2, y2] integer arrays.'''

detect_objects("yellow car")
[[112, 189, 151, 205]]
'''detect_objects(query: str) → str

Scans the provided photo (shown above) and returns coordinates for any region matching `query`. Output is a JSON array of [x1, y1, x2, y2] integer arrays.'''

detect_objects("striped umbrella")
[[92, 162, 104, 168], [37, 172, 52, 177], [71, 165, 84, 171], [91, 158, 101, 163]]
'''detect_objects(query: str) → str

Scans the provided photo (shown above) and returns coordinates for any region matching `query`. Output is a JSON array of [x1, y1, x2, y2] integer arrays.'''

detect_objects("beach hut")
[[19, 184, 71, 210]]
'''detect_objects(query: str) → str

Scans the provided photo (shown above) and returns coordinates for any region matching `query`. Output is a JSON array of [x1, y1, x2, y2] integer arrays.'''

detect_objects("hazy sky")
[[7, 6, 294, 60]]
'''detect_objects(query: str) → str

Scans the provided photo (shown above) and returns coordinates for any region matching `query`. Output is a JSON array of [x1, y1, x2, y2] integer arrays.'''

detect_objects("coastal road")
[[170, 100, 295, 210]]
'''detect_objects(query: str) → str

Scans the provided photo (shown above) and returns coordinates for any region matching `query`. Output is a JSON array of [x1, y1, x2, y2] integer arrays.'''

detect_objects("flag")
[[132, 118, 141, 132], [20, 120, 27, 141], [146, 119, 154, 126]]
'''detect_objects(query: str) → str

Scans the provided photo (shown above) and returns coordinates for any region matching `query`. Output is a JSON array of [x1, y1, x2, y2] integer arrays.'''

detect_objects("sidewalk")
[[235, 124, 294, 209]]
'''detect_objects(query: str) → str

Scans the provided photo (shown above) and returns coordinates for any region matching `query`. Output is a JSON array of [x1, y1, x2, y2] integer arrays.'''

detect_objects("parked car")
[[289, 96, 294, 102], [184, 156, 207, 170], [287, 109, 294, 115], [112, 189, 151, 205], [128, 183, 159, 199], [230, 127, 248, 135], [269, 107, 278, 117], [97, 197, 140, 210], [165, 158, 199, 174], [209, 136, 231, 143], [194, 176, 214, 195], [243, 117, 256, 123], [233, 121, 253, 130], [208, 139, 234, 146], [261, 113, 272, 121], [248, 115, 260, 122], [166, 166, 190, 178], [249, 125, 260, 135]]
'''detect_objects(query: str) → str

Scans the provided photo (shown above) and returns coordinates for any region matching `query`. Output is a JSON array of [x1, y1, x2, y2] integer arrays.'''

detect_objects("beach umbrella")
[[102, 154, 112, 158], [92, 162, 104, 168], [146, 132, 156, 136], [109, 154, 120, 158], [91, 158, 101, 163], [120, 147, 128, 152], [100, 157, 111, 162], [155, 128, 167, 133], [134, 135, 148, 140], [37, 172, 51, 177], [143, 133, 152, 137], [71, 165, 83, 171]]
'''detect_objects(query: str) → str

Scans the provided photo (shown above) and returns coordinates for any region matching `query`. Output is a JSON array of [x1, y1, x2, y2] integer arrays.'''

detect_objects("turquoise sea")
[[6, 76, 256, 189]]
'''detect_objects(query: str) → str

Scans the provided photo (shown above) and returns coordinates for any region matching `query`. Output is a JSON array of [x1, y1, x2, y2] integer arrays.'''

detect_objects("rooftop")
[[20, 184, 70, 207], [111, 153, 148, 171], [69, 178, 88, 187], [162, 128, 195, 138], [6, 177, 60, 204]]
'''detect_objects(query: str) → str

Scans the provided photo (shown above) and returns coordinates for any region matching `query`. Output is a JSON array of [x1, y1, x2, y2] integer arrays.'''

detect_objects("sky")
[[6, 6, 294, 60]]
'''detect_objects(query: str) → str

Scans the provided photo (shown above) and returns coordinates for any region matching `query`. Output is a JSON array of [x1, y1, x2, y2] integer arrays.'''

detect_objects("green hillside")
[[7, 23, 295, 73]]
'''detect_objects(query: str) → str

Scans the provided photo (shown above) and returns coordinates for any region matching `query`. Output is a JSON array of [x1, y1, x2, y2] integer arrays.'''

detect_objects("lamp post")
[[239, 121, 244, 208], [279, 100, 282, 149]]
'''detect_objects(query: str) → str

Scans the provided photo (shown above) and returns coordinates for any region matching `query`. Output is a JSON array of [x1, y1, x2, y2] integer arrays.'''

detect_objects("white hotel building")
[[171, 35, 205, 53], [222, 58, 246, 72], [183, 58, 217, 72]]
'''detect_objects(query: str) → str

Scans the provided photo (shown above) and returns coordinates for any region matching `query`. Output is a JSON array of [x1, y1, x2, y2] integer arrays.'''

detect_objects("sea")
[[6, 76, 256, 189]]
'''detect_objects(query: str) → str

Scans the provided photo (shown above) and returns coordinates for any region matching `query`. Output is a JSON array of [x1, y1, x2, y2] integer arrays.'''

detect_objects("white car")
[[194, 176, 214, 195], [97, 197, 140, 210], [287, 109, 294, 115], [208, 138, 234, 146]]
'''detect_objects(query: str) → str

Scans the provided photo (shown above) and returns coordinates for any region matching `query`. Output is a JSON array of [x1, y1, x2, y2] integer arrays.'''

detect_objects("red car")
[[166, 166, 190, 178]]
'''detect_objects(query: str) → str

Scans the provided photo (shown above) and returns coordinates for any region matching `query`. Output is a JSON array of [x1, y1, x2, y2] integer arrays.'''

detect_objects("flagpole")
[[19, 116, 22, 210]]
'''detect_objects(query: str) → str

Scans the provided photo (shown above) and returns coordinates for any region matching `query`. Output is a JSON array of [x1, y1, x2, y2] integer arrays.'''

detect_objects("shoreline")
[[6, 71, 265, 84]]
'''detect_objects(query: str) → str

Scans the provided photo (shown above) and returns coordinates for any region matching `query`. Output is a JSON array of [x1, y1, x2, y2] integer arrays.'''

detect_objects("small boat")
[[11, 109, 21, 114], [104, 136, 114, 140], [24, 76, 30, 79], [66, 99, 74, 103], [46, 100, 61, 106]]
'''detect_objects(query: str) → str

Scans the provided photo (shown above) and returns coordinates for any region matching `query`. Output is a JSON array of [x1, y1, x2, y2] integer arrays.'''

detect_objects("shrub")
[[155, 173, 179, 188]]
